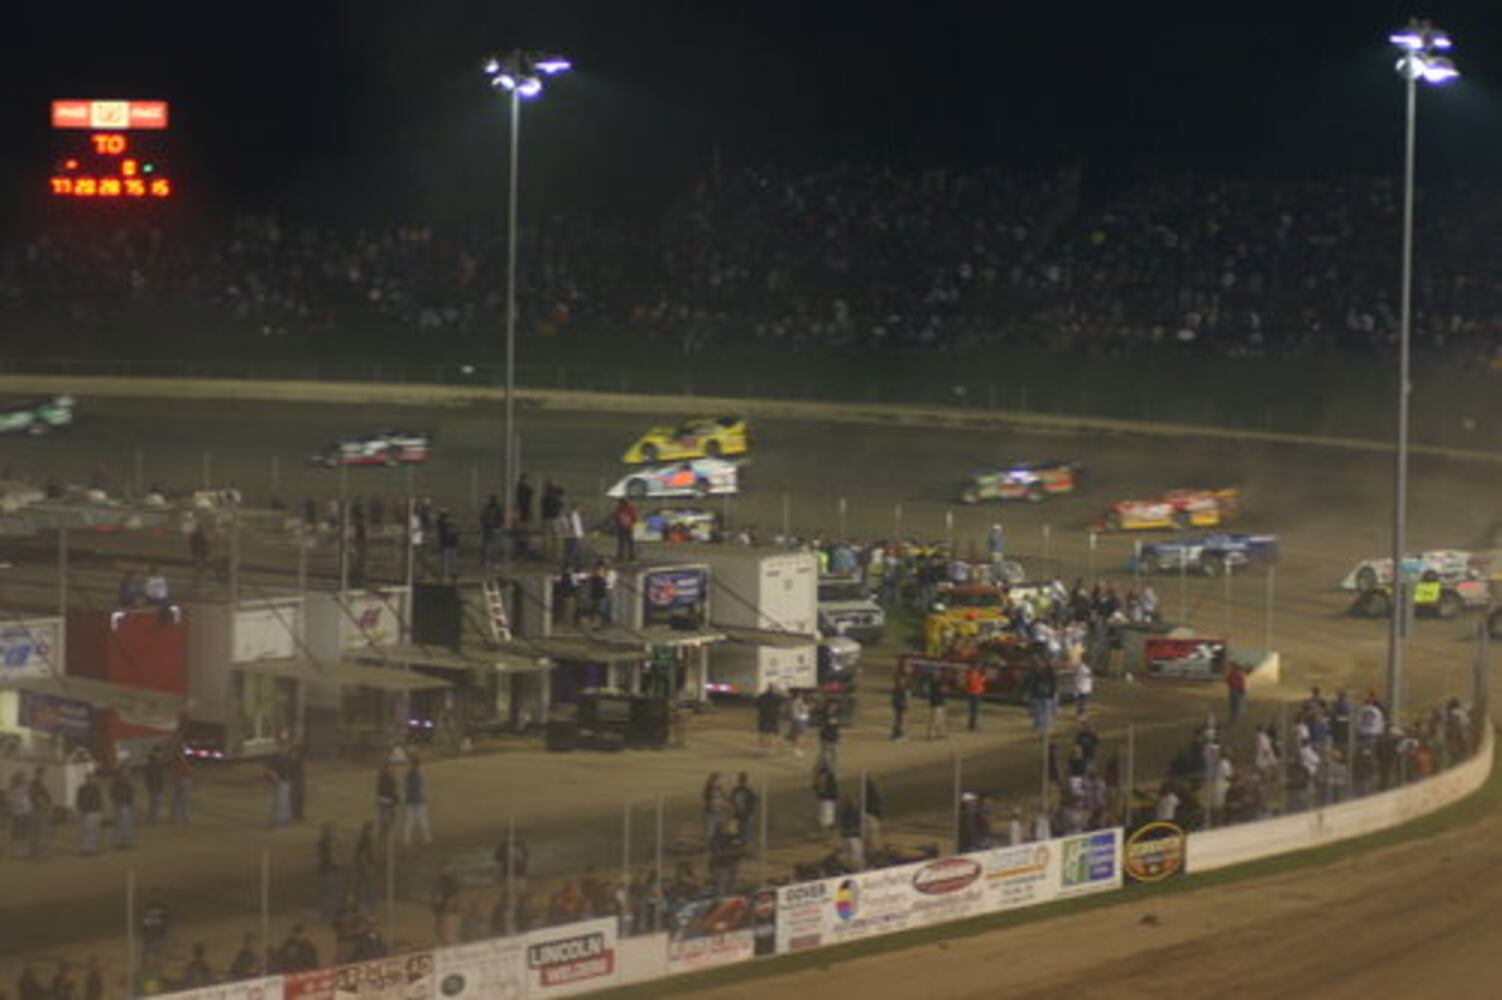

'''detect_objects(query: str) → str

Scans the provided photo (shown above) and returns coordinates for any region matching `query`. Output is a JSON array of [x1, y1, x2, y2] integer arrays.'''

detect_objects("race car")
[[1339, 550, 1480, 592], [1352, 577, 1490, 620], [622, 416, 749, 464], [1130, 532, 1279, 576], [959, 460, 1080, 504], [607, 458, 740, 499], [309, 431, 432, 468], [633, 507, 719, 543], [0, 395, 74, 436], [1094, 488, 1241, 532]]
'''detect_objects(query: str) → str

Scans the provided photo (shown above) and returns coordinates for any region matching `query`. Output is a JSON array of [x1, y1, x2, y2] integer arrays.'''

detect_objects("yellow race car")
[[622, 416, 749, 464]]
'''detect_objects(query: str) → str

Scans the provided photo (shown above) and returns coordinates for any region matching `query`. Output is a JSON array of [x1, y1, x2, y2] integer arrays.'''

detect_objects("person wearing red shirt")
[[964, 666, 987, 732], [1226, 664, 1248, 725], [612, 498, 638, 562]]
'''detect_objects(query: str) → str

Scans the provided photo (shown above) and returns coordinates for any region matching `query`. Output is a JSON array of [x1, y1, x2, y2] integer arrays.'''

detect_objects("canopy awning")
[[2, 674, 184, 726], [347, 642, 546, 676], [235, 656, 451, 692]]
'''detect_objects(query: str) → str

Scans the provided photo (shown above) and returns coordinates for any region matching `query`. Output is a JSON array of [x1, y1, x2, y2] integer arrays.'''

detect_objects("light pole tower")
[[483, 51, 571, 576], [1386, 19, 1457, 719]]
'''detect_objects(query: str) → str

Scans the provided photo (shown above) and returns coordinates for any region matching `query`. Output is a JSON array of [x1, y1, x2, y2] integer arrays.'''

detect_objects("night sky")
[[2, 1, 1499, 225]]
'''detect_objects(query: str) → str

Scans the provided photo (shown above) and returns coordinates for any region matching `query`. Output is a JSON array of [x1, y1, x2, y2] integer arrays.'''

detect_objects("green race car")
[[0, 396, 74, 436]]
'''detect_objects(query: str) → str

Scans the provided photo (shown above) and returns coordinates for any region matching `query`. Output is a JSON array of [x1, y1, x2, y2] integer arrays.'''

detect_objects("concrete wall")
[[1187, 725, 1494, 873]]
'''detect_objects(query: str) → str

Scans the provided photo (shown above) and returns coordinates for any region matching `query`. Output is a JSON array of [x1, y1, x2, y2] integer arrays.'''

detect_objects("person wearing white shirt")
[[1155, 785, 1179, 823], [1074, 661, 1094, 720], [144, 566, 169, 604]]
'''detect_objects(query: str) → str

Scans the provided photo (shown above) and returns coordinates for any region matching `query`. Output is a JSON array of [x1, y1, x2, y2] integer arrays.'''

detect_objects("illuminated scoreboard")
[[49, 99, 172, 200]]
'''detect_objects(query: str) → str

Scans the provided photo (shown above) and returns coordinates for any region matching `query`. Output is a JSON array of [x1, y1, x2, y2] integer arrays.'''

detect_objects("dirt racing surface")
[[2, 394, 1500, 993], [681, 787, 1502, 1000]]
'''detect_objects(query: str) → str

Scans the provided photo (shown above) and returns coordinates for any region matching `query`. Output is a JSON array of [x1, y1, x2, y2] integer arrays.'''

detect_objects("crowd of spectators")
[[5, 165, 1502, 362]]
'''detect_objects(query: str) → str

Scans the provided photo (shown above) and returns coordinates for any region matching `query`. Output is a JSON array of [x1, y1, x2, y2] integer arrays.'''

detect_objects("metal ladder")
[[483, 577, 512, 644]]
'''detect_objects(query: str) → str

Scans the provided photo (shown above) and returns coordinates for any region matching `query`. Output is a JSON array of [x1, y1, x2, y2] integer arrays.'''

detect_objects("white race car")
[[607, 459, 740, 499], [310, 431, 432, 468], [1339, 549, 1480, 591]]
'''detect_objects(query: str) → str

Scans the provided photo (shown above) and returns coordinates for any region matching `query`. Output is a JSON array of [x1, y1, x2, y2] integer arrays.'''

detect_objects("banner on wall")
[[665, 894, 756, 973], [525, 917, 619, 997], [1058, 829, 1123, 897], [167, 977, 285, 1000], [1142, 637, 1227, 680], [283, 970, 336, 1000], [435, 939, 526, 999], [1123, 822, 1187, 883], [333, 952, 434, 999], [775, 831, 1123, 954], [975, 840, 1058, 912]]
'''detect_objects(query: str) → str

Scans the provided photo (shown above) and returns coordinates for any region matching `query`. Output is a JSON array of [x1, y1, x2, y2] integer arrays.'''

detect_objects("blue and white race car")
[[607, 458, 741, 499], [1339, 549, 1480, 592], [1129, 533, 1279, 576]]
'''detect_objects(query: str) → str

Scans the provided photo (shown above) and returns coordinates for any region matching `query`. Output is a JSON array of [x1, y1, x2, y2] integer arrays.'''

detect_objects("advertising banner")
[[1123, 822, 1187, 883], [1058, 829, 1123, 897], [168, 977, 285, 1000], [333, 952, 434, 999], [973, 841, 1059, 912], [338, 591, 404, 651], [525, 917, 619, 997], [234, 603, 300, 663], [903, 855, 989, 929], [665, 894, 755, 974], [774, 861, 927, 953], [0, 619, 60, 679], [1142, 637, 1227, 680], [435, 939, 526, 999], [283, 970, 336, 1000], [641, 569, 708, 628], [18, 692, 92, 737]]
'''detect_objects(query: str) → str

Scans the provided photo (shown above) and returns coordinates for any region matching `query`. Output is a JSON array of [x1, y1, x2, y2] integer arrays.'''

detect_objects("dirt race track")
[[681, 789, 1502, 1000], [2, 393, 1501, 997]]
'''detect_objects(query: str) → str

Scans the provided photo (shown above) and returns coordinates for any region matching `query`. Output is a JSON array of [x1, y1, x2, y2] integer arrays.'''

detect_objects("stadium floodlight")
[[481, 49, 572, 580], [1417, 55, 1459, 83], [1384, 19, 1457, 720]]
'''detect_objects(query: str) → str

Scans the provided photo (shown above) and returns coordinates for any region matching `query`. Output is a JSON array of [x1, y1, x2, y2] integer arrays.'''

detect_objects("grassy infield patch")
[[604, 738, 1501, 998]]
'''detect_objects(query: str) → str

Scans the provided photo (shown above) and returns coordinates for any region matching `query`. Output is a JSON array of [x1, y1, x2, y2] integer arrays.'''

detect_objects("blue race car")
[[1129, 533, 1278, 576]]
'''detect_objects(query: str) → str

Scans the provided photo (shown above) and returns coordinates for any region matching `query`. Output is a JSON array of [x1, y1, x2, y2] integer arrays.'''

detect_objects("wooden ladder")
[[483, 577, 512, 644]]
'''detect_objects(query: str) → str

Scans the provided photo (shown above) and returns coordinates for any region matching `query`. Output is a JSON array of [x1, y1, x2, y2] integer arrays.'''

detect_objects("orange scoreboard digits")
[[50, 100, 172, 201]]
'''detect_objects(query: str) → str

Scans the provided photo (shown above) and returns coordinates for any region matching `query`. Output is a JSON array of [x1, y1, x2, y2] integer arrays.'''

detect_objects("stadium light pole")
[[1387, 20, 1457, 720], [484, 50, 571, 576]]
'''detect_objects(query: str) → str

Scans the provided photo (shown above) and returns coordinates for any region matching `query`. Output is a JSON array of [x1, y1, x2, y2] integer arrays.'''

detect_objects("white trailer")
[[657, 545, 818, 636], [708, 637, 818, 696]]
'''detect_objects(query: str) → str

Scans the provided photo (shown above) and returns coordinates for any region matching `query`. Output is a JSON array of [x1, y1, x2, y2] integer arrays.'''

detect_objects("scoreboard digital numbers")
[[49, 99, 172, 200]]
